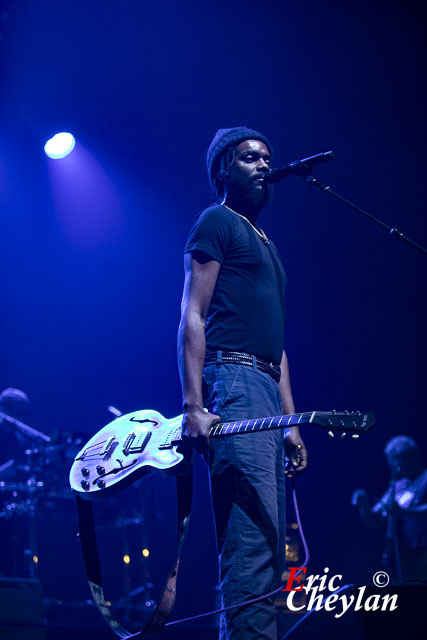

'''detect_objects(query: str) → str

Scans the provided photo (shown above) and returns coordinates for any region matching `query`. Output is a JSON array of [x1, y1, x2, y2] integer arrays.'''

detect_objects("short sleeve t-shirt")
[[184, 204, 287, 365]]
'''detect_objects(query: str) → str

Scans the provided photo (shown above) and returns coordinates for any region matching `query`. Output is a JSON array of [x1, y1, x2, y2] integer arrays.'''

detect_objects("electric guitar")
[[69, 409, 374, 500]]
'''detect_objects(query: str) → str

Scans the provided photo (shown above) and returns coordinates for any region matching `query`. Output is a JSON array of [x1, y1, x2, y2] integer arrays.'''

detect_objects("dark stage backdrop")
[[0, 0, 426, 625]]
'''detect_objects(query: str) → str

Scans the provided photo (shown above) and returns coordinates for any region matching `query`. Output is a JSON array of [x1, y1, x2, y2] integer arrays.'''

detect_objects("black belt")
[[204, 350, 281, 383]]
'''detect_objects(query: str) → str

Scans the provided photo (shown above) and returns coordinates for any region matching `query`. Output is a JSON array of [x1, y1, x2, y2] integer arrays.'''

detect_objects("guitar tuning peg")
[[341, 432, 346, 438], [352, 434, 359, 439], [344, 410, 349, 415], [328, 430, 335, 438]]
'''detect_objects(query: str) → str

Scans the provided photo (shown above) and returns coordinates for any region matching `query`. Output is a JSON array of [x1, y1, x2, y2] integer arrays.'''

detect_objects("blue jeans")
[[203, 361, 286, 640]]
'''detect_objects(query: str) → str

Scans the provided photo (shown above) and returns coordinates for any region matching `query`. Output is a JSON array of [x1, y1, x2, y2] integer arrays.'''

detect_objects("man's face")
[[386, 453, 415, 478], [225, 139, 272, 206]]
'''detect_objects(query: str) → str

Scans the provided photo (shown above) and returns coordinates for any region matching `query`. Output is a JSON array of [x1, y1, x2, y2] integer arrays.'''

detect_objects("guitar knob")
[[81, 468, 90, 477], [352, 434, 360, 439], [80, 480, 90, 490], [328, 431, 335, 438], [96, 465, 105, 475], [341, 432, 346, 438], [97, 479, 106, 488]]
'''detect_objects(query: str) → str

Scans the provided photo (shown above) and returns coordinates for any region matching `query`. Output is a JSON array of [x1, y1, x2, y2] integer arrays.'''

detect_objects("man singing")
[[178, 127, 308, 639]]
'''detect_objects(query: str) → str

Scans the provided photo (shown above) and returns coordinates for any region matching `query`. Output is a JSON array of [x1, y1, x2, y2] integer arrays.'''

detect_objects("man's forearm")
[[279, 350, 296, 415], [177, 310, 206, 409]]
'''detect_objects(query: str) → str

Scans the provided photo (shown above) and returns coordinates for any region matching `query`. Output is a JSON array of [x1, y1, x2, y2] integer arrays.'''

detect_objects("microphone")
[[266, 150, 335, 183]]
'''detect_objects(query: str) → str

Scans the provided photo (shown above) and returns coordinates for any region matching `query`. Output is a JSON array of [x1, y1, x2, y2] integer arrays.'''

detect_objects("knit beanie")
[[206, 126, 273, 189]]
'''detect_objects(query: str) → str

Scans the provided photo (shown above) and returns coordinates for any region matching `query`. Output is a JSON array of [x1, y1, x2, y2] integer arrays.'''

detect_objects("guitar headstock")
[[313, 411, 375, 436]]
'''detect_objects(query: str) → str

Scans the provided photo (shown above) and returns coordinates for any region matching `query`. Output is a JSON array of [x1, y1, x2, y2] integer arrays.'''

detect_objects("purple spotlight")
[[44, 132, 75, 159]]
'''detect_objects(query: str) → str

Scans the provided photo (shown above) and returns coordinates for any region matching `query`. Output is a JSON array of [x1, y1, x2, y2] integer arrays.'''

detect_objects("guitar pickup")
[[127, 431, 152, 454], [123, 431, 152, 455], [158, 429, 174, 450], [159, 428, 182, 450], [122, 432, 136, 455]]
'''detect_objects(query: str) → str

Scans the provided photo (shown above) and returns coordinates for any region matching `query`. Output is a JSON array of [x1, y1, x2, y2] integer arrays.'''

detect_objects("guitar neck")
[[209, 412, 315, 437]]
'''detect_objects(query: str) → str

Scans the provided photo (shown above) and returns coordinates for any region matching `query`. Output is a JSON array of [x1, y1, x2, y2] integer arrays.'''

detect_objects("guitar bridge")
[[75, 436, 117, 461], [103, 437, 118, 459]]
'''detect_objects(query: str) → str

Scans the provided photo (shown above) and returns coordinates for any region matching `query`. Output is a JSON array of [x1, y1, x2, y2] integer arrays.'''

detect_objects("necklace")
[[223, 204, 270, 245]]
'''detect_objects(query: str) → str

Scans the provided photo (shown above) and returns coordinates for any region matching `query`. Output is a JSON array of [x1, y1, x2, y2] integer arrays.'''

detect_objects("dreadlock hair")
[[212, 146, 237, 202]]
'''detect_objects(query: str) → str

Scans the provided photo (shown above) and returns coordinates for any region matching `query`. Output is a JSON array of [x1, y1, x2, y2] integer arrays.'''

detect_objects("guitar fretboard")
[[209, 411, 315, 436]]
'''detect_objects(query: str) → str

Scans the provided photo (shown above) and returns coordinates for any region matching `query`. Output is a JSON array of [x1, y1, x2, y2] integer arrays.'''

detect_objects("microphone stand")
[[277, 155, 427, 256], [382, 472, 403, 584]]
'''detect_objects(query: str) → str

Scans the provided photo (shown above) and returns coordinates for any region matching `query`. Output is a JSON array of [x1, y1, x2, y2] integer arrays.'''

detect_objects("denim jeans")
[[203, 360, 286, 640]]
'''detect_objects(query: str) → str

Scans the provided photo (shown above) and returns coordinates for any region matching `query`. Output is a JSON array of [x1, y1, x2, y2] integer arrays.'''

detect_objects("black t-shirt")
[[184, 204, 287, 365]]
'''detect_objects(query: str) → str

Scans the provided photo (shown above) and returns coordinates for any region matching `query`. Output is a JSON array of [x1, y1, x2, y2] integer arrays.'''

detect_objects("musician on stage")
[[178, 127, 308, 639], [352, 435, 427, 582]]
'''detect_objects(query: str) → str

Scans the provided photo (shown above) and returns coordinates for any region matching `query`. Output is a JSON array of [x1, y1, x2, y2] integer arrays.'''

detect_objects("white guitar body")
[[69, 408, 374, 500], [70, 410, 185, 500]]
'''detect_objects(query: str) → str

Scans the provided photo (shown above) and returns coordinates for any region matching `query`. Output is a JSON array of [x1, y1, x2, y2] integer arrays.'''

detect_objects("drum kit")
[[0, 390, 86, 583], [0, 389, 155, 614], [0, 388, 307, 633]]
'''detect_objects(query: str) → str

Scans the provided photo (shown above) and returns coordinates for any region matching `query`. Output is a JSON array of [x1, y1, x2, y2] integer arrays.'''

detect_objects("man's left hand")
[[284, 428, 308, 477]]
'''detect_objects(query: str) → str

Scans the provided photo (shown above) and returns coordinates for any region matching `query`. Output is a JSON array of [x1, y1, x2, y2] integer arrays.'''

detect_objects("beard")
[[227, 176, 273, 209]]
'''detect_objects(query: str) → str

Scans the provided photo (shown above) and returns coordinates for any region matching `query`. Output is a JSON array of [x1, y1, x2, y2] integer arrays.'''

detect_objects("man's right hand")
[[181, 405, 221, 456]]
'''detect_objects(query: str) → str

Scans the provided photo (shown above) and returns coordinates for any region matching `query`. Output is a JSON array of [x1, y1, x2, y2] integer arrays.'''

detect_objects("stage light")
[[142, 548, 150, 558], [44, 132, 75, 159], [123, 554, 131, 564]]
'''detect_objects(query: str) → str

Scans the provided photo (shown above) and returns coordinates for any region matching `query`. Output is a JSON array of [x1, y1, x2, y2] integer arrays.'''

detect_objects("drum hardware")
[[0, 410, 51, 443], [0, 402, 156, 612]]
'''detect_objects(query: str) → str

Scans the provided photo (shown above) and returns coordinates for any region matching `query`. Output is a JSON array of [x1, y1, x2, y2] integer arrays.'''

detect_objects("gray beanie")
[[206, 126, 273, 189]]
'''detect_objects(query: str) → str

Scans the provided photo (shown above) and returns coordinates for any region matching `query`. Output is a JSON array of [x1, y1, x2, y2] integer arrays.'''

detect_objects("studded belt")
[[204, 350, 281, 383]]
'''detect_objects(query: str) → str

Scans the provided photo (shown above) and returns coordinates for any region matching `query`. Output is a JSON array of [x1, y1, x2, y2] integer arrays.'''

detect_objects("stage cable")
[[164, 478, 309, 628]]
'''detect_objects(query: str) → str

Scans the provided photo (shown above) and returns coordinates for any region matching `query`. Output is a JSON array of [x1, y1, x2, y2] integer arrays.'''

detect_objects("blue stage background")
[[1, 0, 426, 631]]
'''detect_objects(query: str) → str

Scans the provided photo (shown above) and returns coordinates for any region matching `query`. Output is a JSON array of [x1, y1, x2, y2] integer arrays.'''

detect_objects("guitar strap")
[[75, 464, 193, 638]]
